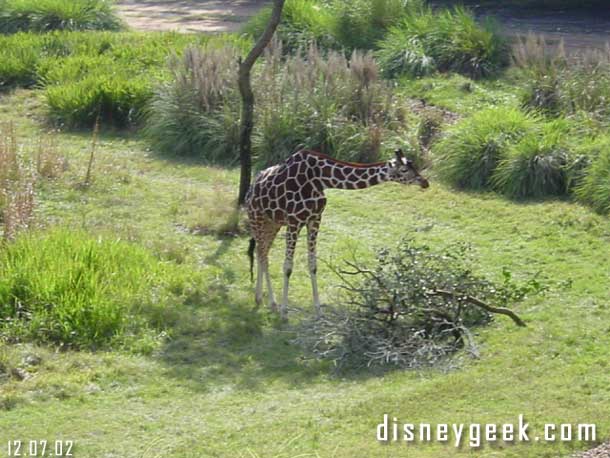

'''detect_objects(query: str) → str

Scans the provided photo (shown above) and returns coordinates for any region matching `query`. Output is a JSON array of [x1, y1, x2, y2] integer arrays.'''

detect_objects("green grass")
[[0, 31, 250, 128], [0, 0, 123, 33], [575, 143, 610, 214], [434, 106, 536, 190], [376, 6, 508, 79], [0, 85, 608, 456], [0, 228, 201, 350]]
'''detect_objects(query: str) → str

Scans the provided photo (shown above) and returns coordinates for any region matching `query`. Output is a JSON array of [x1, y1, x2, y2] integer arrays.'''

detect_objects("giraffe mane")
[[301, 150, 387, 168]]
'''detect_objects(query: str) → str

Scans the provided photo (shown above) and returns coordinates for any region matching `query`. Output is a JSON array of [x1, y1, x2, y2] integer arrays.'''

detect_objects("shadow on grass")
[[156, 296, 332, 393]]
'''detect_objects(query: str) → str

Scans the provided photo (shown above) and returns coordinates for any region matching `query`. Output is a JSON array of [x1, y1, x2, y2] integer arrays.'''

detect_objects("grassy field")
[[0, 81, 608, 457], [0, 1, 609, 455]]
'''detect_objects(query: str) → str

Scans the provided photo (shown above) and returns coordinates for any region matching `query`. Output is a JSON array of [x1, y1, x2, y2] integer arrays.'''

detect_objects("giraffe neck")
[[317, 157, 389, 190]]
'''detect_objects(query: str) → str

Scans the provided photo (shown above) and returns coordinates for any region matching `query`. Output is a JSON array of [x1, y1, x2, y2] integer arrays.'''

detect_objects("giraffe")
[[246, 148, 429, 320]]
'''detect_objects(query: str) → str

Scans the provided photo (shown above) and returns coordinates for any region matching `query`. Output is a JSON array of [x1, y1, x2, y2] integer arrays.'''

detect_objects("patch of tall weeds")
[[0, 124, 66, 240], [0, 0, 123, 34]]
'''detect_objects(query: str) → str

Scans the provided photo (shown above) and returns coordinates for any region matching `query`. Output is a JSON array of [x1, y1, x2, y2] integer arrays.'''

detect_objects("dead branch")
[[427, 289, 527, 327]]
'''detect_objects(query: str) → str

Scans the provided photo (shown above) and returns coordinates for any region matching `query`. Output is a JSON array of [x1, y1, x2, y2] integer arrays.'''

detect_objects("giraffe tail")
[[247, 238, 256, 283]]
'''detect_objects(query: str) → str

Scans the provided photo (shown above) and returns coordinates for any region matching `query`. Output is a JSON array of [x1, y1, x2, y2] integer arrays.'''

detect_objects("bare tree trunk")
[[237, 0, 285, 206]]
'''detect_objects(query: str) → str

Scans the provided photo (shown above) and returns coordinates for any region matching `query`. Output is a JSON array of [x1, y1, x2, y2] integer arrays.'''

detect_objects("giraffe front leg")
[[263, 257, 278, 312], [307, 218, 322, 316], [280, 224, 300, 320]]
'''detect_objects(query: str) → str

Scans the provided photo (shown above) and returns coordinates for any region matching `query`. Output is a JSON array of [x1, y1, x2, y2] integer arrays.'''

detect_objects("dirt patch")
[[116, 0, 269, 33], [575, 441, 610, 458]]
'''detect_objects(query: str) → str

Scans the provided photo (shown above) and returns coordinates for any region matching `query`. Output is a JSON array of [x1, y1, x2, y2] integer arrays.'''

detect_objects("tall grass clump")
[[513, 34, 566, 115], [0, 229, 195, 351], [575, 145, 610, 215], [329, 0, 421, 52], [144, 45, 241, 161], [559, 48, 610, 118], [253, 42, 407, 166], [243, 0, 336, 53], [491, 121, 571, 199], [377, 6, 508, 79], [435, 107, 536, 190], [146, 41, 409, 166], [514, 36, 610, 119], [0, 0, 123, 34]]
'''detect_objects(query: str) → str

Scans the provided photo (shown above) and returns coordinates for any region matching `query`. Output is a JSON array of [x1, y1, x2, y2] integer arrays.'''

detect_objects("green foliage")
[[146, 42, 408, 166], [243, 0, 421, 53], [492, 121, 571, 199], [0, 0, 123, 33], [243, 0, 336, 53], [329, 0, 418, 52], [0, 229, 196, 351], [144, 45, 241, 162], [45, 73, 153, 128], [298, 240, 541, 371], [514, 37, 610, 119], [559, 54, 610, 118], [575, 143, 610, 214], [377, 6, 508, 79], [435, 107, 536, 190]]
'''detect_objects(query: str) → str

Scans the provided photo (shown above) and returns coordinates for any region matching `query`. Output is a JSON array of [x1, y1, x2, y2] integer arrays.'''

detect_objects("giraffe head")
[[387, 149, 429, 188]]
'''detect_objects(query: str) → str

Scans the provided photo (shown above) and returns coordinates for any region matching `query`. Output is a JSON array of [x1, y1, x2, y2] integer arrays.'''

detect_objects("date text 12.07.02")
[[6, 440, 73, 457]]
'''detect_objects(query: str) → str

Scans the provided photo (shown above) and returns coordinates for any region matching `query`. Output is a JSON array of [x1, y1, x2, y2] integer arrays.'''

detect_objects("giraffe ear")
[[394, 149, 405, 164]]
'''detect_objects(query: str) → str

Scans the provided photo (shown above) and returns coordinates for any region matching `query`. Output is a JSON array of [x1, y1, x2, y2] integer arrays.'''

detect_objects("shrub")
[[376, 6, 508, 79], [575, 146, 610, 214], [0, 0, 123, 34], [435, 107, 536, 190], [296, 240, 538, 371], [144, 45, 241, 161], [492, 121, 571, 199], [0, 229, 195, 350]]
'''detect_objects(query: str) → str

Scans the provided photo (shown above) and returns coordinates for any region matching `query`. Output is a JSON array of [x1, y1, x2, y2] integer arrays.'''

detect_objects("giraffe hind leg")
[[253, 217, 281, 312], [307, 218, 322, 317]]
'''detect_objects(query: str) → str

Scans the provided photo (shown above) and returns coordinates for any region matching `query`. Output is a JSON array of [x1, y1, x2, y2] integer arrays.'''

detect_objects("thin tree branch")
[[428, 289, 527, 327]]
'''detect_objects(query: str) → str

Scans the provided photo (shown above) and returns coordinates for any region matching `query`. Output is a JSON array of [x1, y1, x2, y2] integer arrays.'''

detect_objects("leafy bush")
[[296, 240, 537, 371], [0, 0, 123, 33], [575, 145, 610, 214], [376, 6, 508, 78], [0, 229, 195, 351], [491, 121, 571, 198], [435, 107, 536, 190]]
